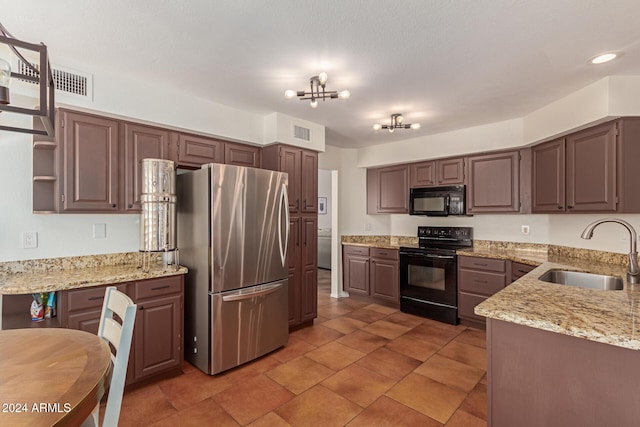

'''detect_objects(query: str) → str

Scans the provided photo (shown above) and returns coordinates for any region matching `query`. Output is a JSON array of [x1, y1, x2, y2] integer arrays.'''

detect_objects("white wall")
[[264, 112, 326, 151], [318, 169, 332, 229]]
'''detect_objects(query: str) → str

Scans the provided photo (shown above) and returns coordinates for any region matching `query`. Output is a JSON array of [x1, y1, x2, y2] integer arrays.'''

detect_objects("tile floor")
[[116, 270, 487, 426]]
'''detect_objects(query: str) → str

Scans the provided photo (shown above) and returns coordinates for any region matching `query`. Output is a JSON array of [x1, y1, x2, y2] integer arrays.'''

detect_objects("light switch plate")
[[93, 223, 107, 239]]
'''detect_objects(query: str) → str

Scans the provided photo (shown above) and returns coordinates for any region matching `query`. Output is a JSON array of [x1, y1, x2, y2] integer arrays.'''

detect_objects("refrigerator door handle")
[[278, 183, 290, 267], [221, 282, 285, 302]]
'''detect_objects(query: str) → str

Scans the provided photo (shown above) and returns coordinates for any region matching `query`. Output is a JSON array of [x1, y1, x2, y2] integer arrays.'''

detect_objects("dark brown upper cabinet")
[[60, 110, 120, 212], [467, 150, 521, 213], [437, 157, 466, 185], [262, 144, 318, 214], [566, 122, 616, 212], [170, 133, 223, 168], [532, 138, 566, 212], [409, 157, 465, 188], [123, 123, 170, 212], [367, 164, 409, 214], [224, 141, 261, 168], [532, 119, 640, 213]]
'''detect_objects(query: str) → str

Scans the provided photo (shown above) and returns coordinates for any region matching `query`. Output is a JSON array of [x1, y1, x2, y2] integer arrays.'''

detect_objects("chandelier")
[[373, 114, 420, 133], [0, 22, 55, 137], [285, 72, 350, 108]]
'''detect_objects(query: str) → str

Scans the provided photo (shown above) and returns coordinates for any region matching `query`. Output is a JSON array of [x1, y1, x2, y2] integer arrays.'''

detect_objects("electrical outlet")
[[364, 223, 372, 231], [22, 231, 38, 249], [521, 225, 530, 235], [93, 223, 107, 239]]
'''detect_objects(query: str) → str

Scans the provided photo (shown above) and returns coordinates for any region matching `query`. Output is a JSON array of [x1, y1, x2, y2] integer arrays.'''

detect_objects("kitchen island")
[[472, 244, 640, 427]]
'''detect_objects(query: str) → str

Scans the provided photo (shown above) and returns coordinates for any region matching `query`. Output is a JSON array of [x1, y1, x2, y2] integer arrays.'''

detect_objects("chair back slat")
[[95, 286, 137, 427]]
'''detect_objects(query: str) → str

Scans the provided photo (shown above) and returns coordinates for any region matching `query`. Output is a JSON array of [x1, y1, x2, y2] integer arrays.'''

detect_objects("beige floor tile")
[[322, 316, 368, 334], [445, 409, 486, 427], [247, 411, 292, 427], [384, 311, 426, 328], [459, 382, 487, 420], [344, 308, 389, 323], [271, 337, 317, 363], [290, 324, 344, 346], [454, 328, 487, 349], [149, 398, 239, 427], [118, 385, 178, 426], [402, 322, 462, 346], [158, 368, 235, 410], [363, 303, 399, 315]]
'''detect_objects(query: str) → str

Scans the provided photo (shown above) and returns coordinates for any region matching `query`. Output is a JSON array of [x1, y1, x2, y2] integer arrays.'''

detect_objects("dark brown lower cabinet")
[[59, 275, 184, 385], [458, 256, 537, 328], [288, 215, 318, 329], [487, 319, 640, 427], [343, 245, 399, 306], [458, 256, 507, 329]]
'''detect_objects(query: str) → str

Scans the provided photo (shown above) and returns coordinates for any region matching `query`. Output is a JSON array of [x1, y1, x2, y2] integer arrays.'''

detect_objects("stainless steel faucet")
[[581, 218, 639, 283]]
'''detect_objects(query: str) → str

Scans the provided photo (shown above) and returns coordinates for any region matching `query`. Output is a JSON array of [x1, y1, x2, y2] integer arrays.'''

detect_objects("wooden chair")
[[85, 286, 137, 427]]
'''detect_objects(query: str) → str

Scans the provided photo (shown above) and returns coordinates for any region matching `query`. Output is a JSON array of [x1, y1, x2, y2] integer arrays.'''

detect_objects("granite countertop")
[[471, 246, 640, 351], [341, 235, 418, 249], [0, 252, 187, 295]]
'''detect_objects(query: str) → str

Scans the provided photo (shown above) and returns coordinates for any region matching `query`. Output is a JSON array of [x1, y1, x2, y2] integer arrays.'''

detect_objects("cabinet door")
[[532, 139, 566, 213], [287, 217, 301, 326], [410, 161, 436, 187], [280, 146, 301, 213], [467, 151, 520, 213], [300, 217, 317, 321], [123, 123, 170, 211], [344, 255, 370, 296], [566, 122, 617, 212], [436, 157, 465, 185], [301, 150, 318, 213], [61, 110, 120, 211], [370, 258, 399, 303], [67, 309, 102, 335], [174, 133, 223, 167], [134, 294, 182, 381], [224, 142, 261, 168], [367, 165, 409, 214]]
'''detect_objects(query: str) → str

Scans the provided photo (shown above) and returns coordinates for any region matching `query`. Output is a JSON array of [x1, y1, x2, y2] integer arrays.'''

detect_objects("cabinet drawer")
[[370, 247, 399, 260], [458, 292, 488, 323], [458, 256, 506, 273], [458, 269, 507, 296], [133, 276, 182, 301], [66, 284, 127, 312], [343, 245, 370, 256], [512, 262, 536, 281]]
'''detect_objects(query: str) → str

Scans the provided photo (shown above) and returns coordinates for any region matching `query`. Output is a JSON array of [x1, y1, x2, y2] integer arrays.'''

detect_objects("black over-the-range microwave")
[[409, 185, 466, 216]]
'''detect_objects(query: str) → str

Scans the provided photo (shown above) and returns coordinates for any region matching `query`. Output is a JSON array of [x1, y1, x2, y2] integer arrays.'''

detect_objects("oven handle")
[[399, 252, 456, 260]]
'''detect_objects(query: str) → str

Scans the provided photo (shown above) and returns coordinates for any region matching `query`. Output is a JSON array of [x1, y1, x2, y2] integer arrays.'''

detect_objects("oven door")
[[399, 250, 458, 323]]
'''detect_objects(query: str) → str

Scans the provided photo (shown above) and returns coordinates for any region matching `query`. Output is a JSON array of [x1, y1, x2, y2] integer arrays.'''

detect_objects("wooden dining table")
[[0, 328, 112, 427]]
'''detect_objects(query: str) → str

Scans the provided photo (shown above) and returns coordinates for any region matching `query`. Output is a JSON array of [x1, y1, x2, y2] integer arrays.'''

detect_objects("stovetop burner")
[[400, 226, 473, 252]]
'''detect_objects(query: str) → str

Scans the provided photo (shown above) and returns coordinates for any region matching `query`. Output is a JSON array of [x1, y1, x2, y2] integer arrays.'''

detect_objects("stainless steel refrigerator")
[[177, 163, 289, 374]]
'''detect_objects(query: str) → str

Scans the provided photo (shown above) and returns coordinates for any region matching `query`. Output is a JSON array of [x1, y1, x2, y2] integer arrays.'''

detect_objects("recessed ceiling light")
[[589, 53, 618, 65]]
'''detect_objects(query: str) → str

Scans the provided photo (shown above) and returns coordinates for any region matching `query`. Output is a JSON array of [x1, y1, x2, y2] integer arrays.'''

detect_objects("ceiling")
[[3, 0, 640, 148]]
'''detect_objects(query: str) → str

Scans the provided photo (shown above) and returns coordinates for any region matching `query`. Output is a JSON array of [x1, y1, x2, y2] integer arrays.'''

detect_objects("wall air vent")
[[16, 58, 92, 99], [293, 125, 311, 142]]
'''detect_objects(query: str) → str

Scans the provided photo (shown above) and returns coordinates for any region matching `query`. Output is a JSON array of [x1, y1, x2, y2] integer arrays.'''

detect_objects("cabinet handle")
[[474, 279, 489, 284], [128, 204, 133, 208], [473, 262, 488, 267], [296, 199, 299, 210], [151, 285, 171, 291], [558, 205, 563, 209], [88, 296, 104, 301], [111, 204, 117, 208], [568, 205, 574, 209], [138, 305, 144, 310], [303, 200, 307, 209]]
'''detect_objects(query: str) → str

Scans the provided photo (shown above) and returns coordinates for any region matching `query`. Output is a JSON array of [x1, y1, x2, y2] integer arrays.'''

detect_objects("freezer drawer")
[[210, 279, 288, 374]]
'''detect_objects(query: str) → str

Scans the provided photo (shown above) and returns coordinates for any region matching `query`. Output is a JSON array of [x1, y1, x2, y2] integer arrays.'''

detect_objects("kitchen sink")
[[538, 269, 624, 290]]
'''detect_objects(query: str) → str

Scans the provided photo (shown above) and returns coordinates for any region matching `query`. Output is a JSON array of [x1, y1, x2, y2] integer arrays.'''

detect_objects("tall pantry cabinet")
[[262, 144, 318, 329]]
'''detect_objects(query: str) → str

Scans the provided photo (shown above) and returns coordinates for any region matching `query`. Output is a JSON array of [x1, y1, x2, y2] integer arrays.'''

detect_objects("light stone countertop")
[[341, 235, 640, 351], [0, 253, 187, 295], [469, 247, 640, 351]]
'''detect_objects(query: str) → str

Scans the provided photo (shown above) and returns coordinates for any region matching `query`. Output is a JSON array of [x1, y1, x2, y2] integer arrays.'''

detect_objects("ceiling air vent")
[[293, 125, 311, 141], [17, 59, 91, 98]]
